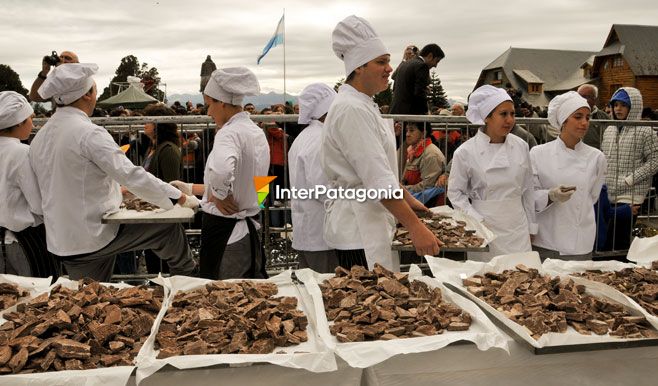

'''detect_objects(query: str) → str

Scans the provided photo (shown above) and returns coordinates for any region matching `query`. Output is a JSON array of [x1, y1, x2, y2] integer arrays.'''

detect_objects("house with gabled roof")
[[474, 47, 596, 108], [591, 24, 658, 109]]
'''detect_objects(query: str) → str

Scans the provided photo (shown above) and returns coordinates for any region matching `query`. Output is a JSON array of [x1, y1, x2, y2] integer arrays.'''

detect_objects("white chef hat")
[[204, 67, 260, 106], [465, 85, 512, 125], [332, 15, 389, 76], [297, 83, 337, 124], [547, 91, 590, 129], [0, 91, 33, 131], [38, 63, 98, 105]]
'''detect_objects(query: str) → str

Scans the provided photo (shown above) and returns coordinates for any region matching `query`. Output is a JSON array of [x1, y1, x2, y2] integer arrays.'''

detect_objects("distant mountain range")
[[167, 91, 298, 110]]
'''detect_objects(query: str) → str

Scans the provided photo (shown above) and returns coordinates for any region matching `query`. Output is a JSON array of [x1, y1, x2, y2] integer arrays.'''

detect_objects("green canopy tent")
[[97, 83, 159, 110]]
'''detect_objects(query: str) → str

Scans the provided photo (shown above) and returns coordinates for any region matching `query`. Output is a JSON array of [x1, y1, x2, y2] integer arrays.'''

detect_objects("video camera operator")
[[29, 50, 79, 102]]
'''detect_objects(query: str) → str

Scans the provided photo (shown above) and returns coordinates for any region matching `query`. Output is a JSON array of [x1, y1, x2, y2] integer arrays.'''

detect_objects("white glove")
[[180, 194, 200, 209], [548, 185, 576, 203], [170, 180, 193, 196]]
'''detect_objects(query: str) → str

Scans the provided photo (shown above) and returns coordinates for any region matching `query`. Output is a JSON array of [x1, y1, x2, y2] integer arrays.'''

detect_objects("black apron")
[[1, 225, 60, 280], [200, 213, 268, 280]]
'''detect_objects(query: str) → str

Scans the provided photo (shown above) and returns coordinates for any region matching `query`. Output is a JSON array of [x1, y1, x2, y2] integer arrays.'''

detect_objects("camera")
[[43, 51, 60, 66]]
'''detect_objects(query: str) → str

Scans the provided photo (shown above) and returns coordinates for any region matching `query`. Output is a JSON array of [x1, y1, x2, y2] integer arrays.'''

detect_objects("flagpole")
[[283, 10, 287, 108]]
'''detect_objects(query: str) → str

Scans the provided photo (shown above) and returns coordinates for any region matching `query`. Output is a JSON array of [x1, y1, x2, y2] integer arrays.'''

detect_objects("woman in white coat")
[[530, 91, 606, 260], [0, 91, 58, 278], [448, 85, 537, 261]]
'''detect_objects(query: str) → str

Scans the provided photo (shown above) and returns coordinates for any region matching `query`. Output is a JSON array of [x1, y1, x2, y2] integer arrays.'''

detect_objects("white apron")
[[468, 198, 530, 261], [467, 140, 532, 262]]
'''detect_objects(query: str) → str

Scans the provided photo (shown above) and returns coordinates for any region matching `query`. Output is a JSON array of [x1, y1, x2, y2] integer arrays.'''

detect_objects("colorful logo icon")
[[254, 176, 277, 208]]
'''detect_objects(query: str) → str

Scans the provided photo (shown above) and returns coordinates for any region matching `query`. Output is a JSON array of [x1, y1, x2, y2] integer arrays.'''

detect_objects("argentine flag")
[[257, 15, 284, 65]]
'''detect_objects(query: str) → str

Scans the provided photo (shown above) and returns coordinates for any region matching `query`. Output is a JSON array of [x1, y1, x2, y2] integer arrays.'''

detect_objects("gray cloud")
[[2, 0, 657, 100]]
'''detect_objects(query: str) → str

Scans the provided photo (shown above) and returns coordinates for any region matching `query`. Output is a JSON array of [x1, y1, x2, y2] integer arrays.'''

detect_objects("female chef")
[[448, 85, 536, 261], [0, 91, 58, 277], [530, 91, 606, 259]]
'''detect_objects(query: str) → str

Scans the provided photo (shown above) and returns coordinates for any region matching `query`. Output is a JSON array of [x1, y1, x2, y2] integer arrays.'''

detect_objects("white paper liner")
[[627, 234, 658, 267], [0, 277, 155, 386], [391, 206, 496, 249], [427, 253, 658, 349], [0, 274, 52, 312], [135, 271, 337, 383], [542, 258, 658, 330], [102, 205, 194, 222], [295, 265, 508, 368]]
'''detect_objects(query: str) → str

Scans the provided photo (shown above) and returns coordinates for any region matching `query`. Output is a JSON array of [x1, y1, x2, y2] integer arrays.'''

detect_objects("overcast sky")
[[2, 0, 657, 102]]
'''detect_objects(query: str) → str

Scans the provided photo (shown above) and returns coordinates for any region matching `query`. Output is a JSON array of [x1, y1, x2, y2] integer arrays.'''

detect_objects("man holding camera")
[[29, 51, 79, 102]]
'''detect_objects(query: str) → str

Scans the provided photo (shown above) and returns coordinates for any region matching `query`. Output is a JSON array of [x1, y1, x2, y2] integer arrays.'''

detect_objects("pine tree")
[[0, 64, 28, 98], [373, 82, 392, 108], [98, 55, 164, 101], [427, 70, 449, 110], [334, 78, 344, 92]]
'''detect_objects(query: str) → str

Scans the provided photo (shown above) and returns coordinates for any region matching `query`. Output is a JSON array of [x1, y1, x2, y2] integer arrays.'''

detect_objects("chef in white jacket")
[[530, 91, 606, 259], [448, 85, 537, 261], [29, 63, 198, 281], [321, 15, 441, 270], [171, 67, 269, 280], [289, 83, 339, 273], [0, 91, 57, 277]]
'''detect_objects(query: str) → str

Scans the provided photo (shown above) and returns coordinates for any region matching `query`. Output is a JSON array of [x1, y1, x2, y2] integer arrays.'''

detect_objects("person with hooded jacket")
[[600, 87, 658, 249]]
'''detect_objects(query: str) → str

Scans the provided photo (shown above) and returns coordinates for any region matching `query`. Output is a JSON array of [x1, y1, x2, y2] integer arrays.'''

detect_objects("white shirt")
[[201, 112, 269, 244], [530, 137, 606, 255], [29, 107, 181, 256], [321, 84, 399, 268], [0, 137, 43, 238], [289, 120, 330, 251], [448, 129, 537, 233]]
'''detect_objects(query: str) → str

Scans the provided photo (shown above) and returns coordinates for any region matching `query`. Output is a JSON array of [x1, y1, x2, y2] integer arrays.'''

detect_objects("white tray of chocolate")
[[427, 253, 658, 354], [102, 196, 195, 224], [392, 206, 495, 252]]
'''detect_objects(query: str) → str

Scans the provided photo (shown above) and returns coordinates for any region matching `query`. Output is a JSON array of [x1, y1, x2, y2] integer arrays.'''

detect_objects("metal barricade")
[[28, 114, 658, 278]]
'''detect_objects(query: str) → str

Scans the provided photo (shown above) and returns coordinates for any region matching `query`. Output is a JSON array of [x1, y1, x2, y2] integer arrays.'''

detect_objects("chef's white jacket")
[[29, 107, 181, 256], [530, 137, 606, 255], [201, 112, 269, 244], [448, 129, 537, 234], [321, 84, 399, 269], [289, 120, 330, 251], [0, 137, 43, 235]]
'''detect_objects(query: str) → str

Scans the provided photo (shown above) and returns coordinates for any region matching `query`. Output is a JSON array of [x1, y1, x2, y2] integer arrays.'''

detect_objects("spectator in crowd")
[[266, 105, 288, 196], [0, 91, 58, 278], [30, 63, 198, 281], [142, 103, 182, 182], [578, 84, 610, 149], [390, 43, 445, 149], [289, 83, 339, 273], [185, 101, 194, 112], [601, 87, 658, 250], [402, 122, 446, 205], [450, 103, 465, 117], [448, 85, 536, 261], [594, 185, 638, 251], [390, 43, 444, 116], [511, 123, 538, 149], [322, 16, 440, 269], [172, 67, 269, 280], [29, 50, 79, 103], [244, 103, 256, 114], [391, 44, 419, 81], [138, 103, 184, 275], [530, 91, 606, 260]]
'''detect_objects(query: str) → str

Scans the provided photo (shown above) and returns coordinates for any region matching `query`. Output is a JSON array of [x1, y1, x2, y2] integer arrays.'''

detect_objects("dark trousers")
[[3, 225, 60, 280], [200, 213, 268, 280], [335, 249, 368, 270]]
